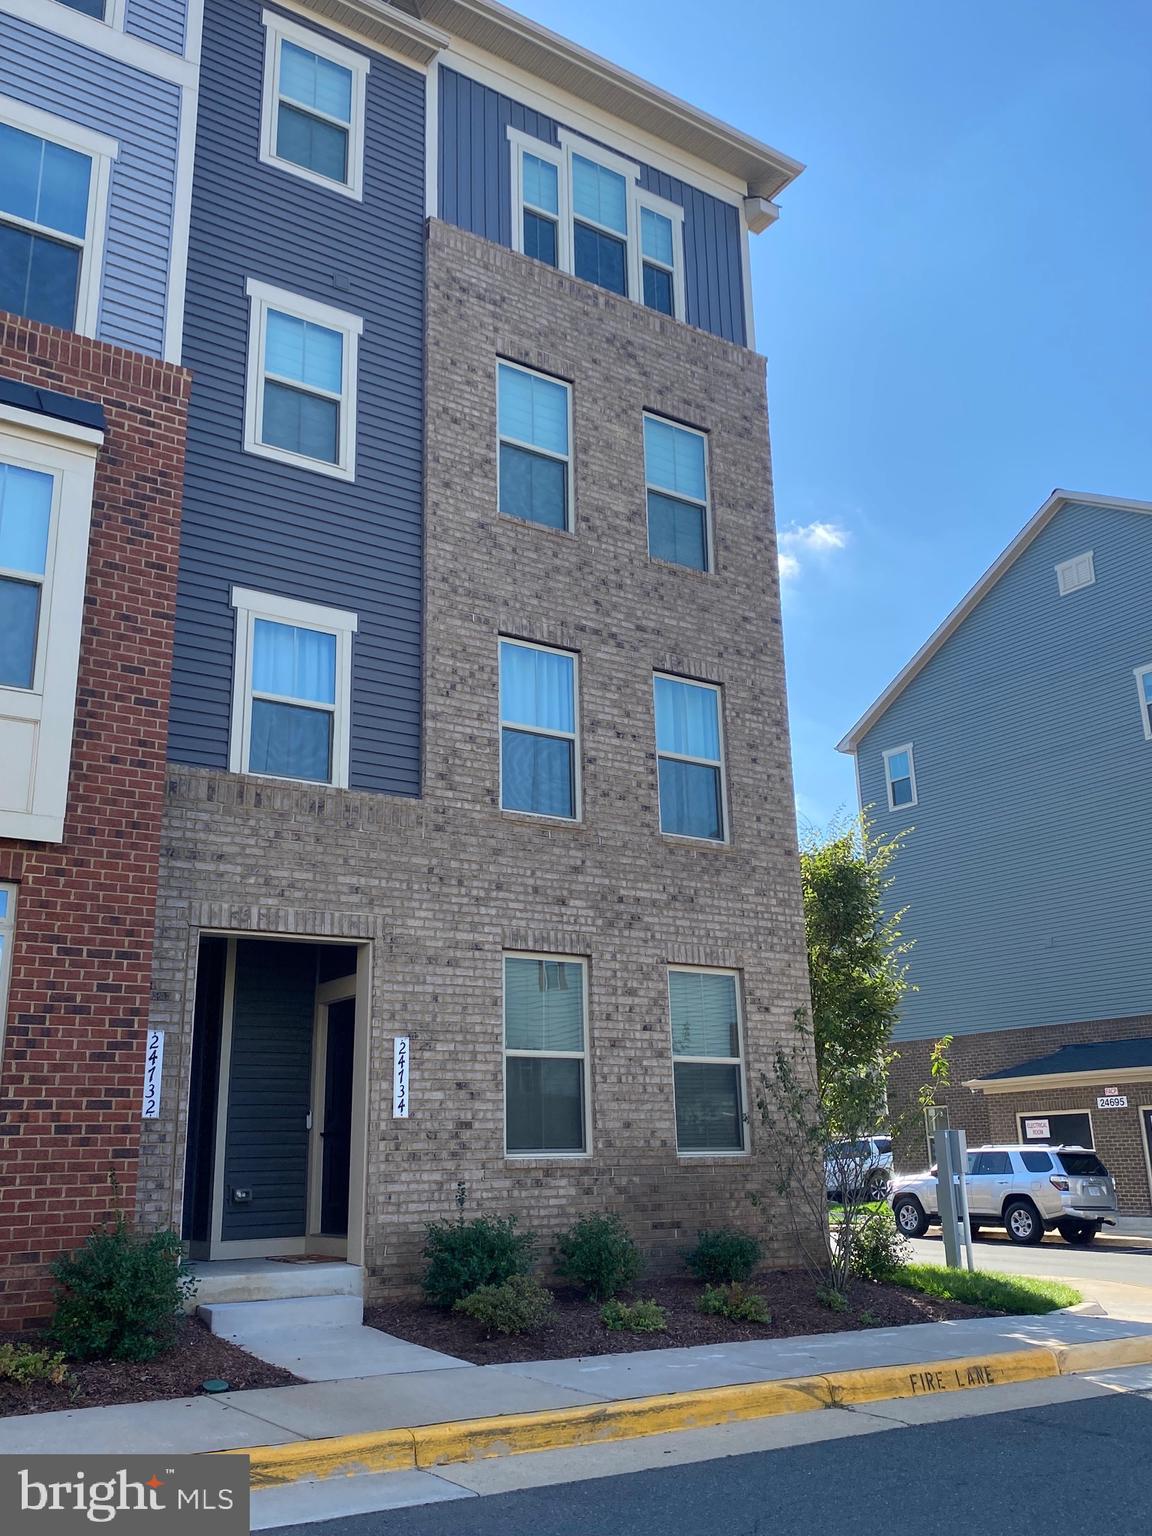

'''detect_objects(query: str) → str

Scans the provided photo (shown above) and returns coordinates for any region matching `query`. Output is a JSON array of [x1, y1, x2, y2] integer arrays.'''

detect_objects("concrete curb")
[[222, 1334, 1152, 1488]]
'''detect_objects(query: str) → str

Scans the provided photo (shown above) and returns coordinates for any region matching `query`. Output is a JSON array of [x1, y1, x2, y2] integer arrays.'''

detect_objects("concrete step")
[[201, 1293, 365, 1336], [189, 1259, 363, 1307]]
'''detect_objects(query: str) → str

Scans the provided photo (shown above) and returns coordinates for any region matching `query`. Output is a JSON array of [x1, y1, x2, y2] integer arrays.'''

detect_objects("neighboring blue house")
[[839, 490, 1152, 1212]]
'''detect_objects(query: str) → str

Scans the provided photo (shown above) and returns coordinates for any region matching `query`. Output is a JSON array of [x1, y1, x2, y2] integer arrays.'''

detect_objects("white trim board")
[[1, 0, 197, 85], [837, 491, 1152, 754]]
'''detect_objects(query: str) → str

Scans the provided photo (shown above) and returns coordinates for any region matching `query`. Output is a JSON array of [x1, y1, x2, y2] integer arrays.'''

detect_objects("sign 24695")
[[1096, 1095, 1128, 1110]]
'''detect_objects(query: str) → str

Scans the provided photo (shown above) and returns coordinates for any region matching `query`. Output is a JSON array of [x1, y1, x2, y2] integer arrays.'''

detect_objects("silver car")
[[890, 1144, 1118, 1246]]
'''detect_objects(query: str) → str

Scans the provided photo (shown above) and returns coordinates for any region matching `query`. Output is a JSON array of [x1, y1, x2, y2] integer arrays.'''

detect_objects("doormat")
[[267, 1255, 343, 1265]]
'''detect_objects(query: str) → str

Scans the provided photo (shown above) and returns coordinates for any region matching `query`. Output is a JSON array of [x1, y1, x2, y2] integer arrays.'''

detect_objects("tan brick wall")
[[890, 1018, 1152, 1213], [144, 221, 815, 1292]]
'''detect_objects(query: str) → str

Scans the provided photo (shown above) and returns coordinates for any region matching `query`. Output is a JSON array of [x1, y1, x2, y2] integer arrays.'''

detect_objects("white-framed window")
[[499, 638, 579, 821], [54, 0, 126, 20], [509, 126, 686, 319], [654, 675, 727, 842], [497, 361, 572, 531], [0, 883, 14, 1055], [644, 414, 710, 571], [883, 743, 917, 811], [0, 405, 101, 842], [0, 100, 117, 337], [504, 952, 589, 1156], [259, 9, 369, 200], [669, 967, 746, 1154], [1055, 551, 1095, 596], [229, 587, 357, 787], [1135, 666, 1152, 741], [635, 190, 686, 319], [243, 278, 362, 480]]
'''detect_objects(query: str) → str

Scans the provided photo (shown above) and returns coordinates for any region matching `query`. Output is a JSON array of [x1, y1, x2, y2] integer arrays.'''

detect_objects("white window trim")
[[1135, 665, 1152, 742], [0, 883, 14, 1058], [882, 741, 918, 812], [633, 188, 686, 321], [653, 673, 729, 844], [668, 965, 748, 1157], [509, 125, 688, 320], [1055, 551, 1095, 596], [498, 637, 581, 822], [0, 406, 102, 842], [0, 98, 118, 340], [643, 412, 713, 573], [495, 359, 574, 532], [1016, 1110, 1095, 1150], [229, 586, 357, 788], [243, 277, 362, 481], [54, 0, 127, 27], [503, 951, 591, 1159], [259, 8, 370, 201]]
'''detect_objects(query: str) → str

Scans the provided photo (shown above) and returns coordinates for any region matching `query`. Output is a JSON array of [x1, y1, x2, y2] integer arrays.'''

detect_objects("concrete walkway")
[[2, 1310, 1150, 1457]]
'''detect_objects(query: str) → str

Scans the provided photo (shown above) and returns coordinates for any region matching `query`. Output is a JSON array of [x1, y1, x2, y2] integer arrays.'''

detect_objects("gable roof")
[[837, 490, 1152, 754]]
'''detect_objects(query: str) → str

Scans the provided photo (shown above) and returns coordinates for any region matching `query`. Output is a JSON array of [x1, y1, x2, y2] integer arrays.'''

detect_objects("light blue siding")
[[857, 501, 1152, 1043], [125, 0, 186, 54], [0, 13, 180, 357], [438, 66, 747, 347], [171, 0, 426, 797]]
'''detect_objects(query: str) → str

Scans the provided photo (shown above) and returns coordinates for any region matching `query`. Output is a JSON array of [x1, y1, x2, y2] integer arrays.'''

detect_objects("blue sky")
[[515, 0, 1152, 828]]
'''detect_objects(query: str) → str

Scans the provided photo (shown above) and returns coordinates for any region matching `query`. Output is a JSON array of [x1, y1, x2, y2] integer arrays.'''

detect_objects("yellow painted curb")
[[822, 1348, 1058, 1407], [220, 1430, 416, 1487], [1050, 1335, 1152, 1375]]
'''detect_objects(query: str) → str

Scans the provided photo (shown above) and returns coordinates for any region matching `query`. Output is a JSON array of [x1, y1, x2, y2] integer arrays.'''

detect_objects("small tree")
[[757, 815, 949, 1296]]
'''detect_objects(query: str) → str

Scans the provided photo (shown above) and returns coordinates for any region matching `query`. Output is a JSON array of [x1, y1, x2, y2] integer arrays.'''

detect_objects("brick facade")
[[0, 316, 190, 1326], [143, 221, 816, 1291], [890, 1017, 1152, 1213]]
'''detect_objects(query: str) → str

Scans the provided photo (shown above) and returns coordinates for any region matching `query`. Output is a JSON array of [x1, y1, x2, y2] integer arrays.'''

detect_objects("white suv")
[[825, 1136, 894, 1202], [890, 1144, 1118, 1246]]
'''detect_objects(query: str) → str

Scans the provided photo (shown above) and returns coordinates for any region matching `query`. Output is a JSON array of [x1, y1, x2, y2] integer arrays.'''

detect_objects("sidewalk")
[[2, 1310, 1150, 1467]]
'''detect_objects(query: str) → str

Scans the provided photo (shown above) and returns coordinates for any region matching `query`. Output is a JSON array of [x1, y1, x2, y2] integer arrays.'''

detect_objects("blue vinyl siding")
[[857, 501, 1152, 1043], [437, 66, 747, 347], [125, 0, 186, 54], [170, 0, 425, 797], [0, 13, 180, 356]]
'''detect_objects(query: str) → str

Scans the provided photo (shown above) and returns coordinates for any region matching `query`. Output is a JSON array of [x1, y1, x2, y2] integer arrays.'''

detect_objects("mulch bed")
[[366, 1271, 993, 1366], [0, 1317, 299, 1418]]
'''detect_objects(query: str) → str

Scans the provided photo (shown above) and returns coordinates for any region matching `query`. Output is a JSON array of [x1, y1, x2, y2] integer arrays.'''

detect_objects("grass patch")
[[828, 1202, 886, 1220], [890, 1264, 1082, 1315]]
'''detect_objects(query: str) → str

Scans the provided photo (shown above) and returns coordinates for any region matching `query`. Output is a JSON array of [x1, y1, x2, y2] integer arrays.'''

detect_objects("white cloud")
[[777, 521, 849, 582]]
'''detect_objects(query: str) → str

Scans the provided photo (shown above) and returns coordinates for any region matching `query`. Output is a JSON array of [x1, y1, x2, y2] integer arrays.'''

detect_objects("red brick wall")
[[890, 1017, 1152, 1214], [0, 316, 189, 1326]]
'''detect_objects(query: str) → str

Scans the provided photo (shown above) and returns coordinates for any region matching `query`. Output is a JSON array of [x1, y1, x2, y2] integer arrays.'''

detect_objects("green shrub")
[[50, 1216, 196, 1362], [555, 1214, 642, 1302], [0, 1342, 71, 1387], [857, 1310, 882, 1329], [815, 1285, 848, 1313], [850, 1205, 911, 1283], [684, 1229, 761, 1286], [453, 1276, 554, 1336], [600, 1298, 667, 1333], [890, 1264, 1081, 1315], [422, 1214, 536, 1309], [695, 1283, 771, 1325]]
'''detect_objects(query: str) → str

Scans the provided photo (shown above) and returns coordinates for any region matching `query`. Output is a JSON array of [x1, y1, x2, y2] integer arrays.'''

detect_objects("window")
[[0, 104, 116, 335], [654, 675, 726, 841], [230, 588, 356, 787], [244, 279, 362, 479], [0, 406, 100, 842], [504, 954, 588, 1155], [644, 416, 710, 571], [509, 128, 687, 315], [0, 884, 13, 1051], [55, 0, 106, 16], [1055, 552, 1095, 596], [1018, 1111, 1094, 1149], [499, 639, 579, 820], [883, 744, 917, 810], [1135, 666, 1152, 741], [669, 968, 745, 1153], [971, 1151, 1011, 1175], [497, 362, 571, 531], [260, 10, 369, 199], [637, 193, 685, 319], [1020, 1151, 1053, 1173]]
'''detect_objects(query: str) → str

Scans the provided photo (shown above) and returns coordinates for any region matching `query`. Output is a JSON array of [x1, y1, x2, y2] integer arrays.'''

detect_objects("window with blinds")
[[669, 968, 745, 1153], [504, 954, 588, 1154]]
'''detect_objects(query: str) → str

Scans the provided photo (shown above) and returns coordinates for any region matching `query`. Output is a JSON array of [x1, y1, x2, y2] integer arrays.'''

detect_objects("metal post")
[[933, 1128, 973, 1272]]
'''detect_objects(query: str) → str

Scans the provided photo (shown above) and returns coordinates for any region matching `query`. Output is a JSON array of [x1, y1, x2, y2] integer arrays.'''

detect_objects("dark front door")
[[320, 998, 355, 1236]]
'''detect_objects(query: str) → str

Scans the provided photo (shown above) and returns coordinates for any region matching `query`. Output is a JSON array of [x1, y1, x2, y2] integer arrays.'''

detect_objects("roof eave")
[[966, 1065, 1152, 1095]]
